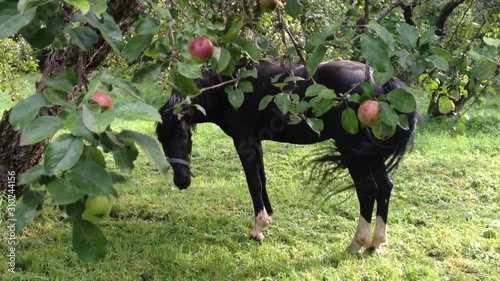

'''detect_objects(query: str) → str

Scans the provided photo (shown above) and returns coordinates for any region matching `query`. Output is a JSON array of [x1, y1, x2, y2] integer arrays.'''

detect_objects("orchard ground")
[[1, 75, 499, 280]]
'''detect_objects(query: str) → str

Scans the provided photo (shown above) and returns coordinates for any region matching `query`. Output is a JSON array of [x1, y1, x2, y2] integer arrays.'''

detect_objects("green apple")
[[82, 195, 113, 222]]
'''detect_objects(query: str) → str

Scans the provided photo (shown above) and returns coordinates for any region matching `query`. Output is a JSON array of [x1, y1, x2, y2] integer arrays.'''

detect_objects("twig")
[[199, 78, 240, 93]]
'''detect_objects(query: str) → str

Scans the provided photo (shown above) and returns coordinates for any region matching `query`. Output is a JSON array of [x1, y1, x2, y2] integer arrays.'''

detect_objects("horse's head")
[[156, 93, 195, 189]]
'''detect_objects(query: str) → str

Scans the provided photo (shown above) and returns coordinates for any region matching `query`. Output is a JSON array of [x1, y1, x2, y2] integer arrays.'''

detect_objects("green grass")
[[1, 79, 499, 280]]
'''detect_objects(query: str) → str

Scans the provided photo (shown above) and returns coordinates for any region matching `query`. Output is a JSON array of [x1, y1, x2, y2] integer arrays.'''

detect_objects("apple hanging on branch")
[[188, 36, 214, 63], [81, 195, 113, 222], [358, 100, 380, 127], [92, 92, 114, 110]]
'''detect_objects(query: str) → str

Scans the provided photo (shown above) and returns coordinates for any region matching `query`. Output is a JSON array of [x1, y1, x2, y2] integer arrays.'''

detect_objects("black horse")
[[156, 59, 417, 254]]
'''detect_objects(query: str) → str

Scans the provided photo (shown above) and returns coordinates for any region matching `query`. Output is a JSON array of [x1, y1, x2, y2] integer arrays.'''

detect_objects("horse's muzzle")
[[174, 176, 191, 189]]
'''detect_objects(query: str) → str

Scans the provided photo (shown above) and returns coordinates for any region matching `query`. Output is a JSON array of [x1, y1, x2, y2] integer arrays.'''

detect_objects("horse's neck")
[[190, 90, 227, 125]]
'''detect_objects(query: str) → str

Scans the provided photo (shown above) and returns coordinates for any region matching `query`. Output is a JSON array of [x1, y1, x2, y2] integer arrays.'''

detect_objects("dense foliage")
[[1, 0, 498, 262], [0, 38, 38, 96]]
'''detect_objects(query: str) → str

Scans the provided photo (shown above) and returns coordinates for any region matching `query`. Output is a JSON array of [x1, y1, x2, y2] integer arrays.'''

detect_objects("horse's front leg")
[[234, 137, 272, 241]]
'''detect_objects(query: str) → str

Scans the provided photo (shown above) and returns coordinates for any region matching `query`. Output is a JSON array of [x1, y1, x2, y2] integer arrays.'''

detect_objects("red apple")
[[259, 0, 279, 13], [92, 92, 113, 109], [358, 100, 380, 127], [188, 37, 214, 63]]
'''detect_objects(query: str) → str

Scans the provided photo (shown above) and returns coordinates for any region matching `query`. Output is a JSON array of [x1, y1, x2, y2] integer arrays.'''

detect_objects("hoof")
[[365, 245, 384, 255], [347, 243, 362, 254], [249, 232, 265, 241]]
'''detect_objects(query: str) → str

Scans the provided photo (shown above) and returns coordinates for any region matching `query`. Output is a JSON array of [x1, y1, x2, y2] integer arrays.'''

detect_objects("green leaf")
[[285, 0, 304, 18], [64, 0, 90, 14], [238, 68, 257, 78], [430, 47, 453, 62], [116, 130, 170, 181], [319, 89, 335, 99], [132, 62, 163, 83], [397, 23, 419, 49], [15, 197, 42, 234], [311, 97, 334, 117], [398, 114, 409, 130], [22, 186, 45, 207], [111, 141, 139, 174], [483, 37, 500, 48], [366, 23, 395, 51], [123, 34, 153, 63], [18, 164, 45, 185], [47, 178, 85, 205], [305, 84, 328, 97], [306, 45, 327, 78], [65, 112, 97, 143], [82, 105, 116, 133], [216, 48, 231, 73], [378, 101, 398, 127], [341, 107, 359, 135], [67, 161, 113, 196], [438, 96, 455, 114], [426, 55, 449, 71], [386, 88, 417, 113], [9, 93, 50, 130], [46, 75, 76, 93], [360, 82, 374, 96], [239, 80, 254, 93], [174, 74, 200, 96], [72, 219, 108, 262], [135, 14, 159, 35], [177, 61, 202, 79], [360, 35, 390, 74], [419, 29, 438, 45], [99, 13, 124, 51], [44, 88, 74, 108], [0, 6, 37, 38], [20, 116, 64, 146], [273, 93, 291, 114], [68, 26, 98, 52], [81, 145, 106, 168], [255, 35, 269, 50], [258, 95, 274, 110], [305, 118, 324, 135], [44, 134, 85, 176], [110, 78, 142, 100], [88, 0, 107, 15], [222, 15, 244, 42], [371, 122, 396, 140], [233, 38, 260, 61], [115, 101, 162, 122], [226, 87, 245, 110], [373, 65, 394, 86]]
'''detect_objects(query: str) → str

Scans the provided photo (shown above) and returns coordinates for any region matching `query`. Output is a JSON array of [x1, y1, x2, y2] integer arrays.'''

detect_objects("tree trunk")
[[0, 0, 143, 197]]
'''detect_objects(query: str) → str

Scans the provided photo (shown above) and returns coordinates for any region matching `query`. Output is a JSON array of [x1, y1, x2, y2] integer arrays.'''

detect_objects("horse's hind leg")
[[366, 157, 393, 254], [346, 157, 377, 253]]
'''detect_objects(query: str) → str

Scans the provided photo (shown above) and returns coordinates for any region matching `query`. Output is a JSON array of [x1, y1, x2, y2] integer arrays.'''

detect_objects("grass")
[[1, 77, 499, 280]]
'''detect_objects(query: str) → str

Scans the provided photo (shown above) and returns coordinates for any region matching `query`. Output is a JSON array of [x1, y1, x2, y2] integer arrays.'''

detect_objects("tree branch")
[[435, 0, 466, 36]]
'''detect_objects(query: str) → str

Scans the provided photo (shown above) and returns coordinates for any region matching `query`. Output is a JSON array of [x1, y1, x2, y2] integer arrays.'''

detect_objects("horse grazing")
[[156, 59, 417, 254]]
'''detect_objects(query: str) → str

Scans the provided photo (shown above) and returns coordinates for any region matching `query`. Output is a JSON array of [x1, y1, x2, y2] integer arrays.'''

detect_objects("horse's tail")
[[308, 78, 418, 195]]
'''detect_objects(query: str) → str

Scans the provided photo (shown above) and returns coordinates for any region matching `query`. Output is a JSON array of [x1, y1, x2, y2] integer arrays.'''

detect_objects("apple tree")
[[1, 0, 496, 262]]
